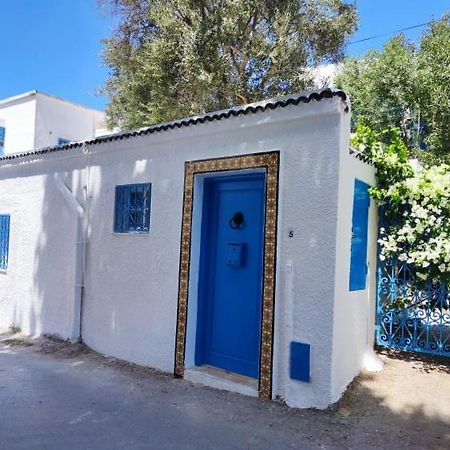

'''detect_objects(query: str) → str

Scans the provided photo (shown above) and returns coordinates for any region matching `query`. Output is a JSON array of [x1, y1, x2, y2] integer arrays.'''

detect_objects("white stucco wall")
[[0, 94, 377, 408], [0, 95, 37, 154], [0, 157, 85, 339], [33, 93, 105, 149], [0, 92, 105, 155], [78, 101, 345, 410], [330, 118, 377, 402]]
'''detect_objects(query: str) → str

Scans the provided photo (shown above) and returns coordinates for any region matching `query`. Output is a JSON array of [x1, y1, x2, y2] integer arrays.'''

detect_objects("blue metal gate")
[[377, 256, 450, 357]]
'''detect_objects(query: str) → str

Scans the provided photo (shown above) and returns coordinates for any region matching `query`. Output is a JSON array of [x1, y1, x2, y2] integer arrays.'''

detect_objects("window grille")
[[58, 138, 70, 146], [114, 183, 151, 233], [0, 214, 10, 270], [0, 126, 5, 156]]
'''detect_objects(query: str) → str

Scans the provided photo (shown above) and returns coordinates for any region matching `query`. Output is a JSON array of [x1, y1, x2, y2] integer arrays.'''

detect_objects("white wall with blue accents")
[[0, 91, 377, 409], [331, 141, 380, 403]]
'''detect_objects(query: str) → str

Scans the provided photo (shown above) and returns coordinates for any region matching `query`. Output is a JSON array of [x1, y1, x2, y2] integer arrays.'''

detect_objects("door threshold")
[[184, 365, 258, 397]]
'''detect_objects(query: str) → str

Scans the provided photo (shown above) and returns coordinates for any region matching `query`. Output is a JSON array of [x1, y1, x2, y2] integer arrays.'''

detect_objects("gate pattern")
[[377, 256, 450, 357]]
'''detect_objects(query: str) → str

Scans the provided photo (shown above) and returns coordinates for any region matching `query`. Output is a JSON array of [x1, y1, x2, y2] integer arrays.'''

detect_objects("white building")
[[310, 63, 340, 89], [0, 89, 379, 409], [0, 91, 105, 156]]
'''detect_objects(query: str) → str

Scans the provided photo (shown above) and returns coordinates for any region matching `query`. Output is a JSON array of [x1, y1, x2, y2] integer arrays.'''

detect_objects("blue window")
[[114, 183, 151, 233], [349, 179, 370, 291], [58, 138, 70, 146], [0, 215, 10, 270], [0, 126, 5, 156]]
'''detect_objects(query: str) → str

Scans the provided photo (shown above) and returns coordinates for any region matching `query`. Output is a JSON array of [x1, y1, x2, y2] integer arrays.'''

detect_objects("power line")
[[348, 21, 431, 46]]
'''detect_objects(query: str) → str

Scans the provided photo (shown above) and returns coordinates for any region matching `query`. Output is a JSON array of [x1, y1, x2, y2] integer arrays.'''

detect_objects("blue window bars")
[[0, 126, 5, 156], [0, 214, 10, 270], [58, 138, 70, 146], [114, 183, 151, 233]]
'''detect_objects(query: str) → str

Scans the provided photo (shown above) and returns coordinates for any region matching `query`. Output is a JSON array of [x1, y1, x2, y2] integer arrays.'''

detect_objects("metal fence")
[[377, 258, 450, 357]]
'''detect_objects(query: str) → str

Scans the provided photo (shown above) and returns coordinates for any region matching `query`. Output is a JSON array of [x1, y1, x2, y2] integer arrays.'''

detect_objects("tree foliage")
[[336, 15, 450, 163], [352, 125, 450, 291], [100, 0, 357, 129]]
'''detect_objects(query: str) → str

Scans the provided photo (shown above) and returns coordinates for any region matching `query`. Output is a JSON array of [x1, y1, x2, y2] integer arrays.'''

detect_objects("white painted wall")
[[0, 95, 37, 154], [330, 117, 378, 402], [0, 157, 85, 339], [0, 92, 105, 155], [33, 93, 105, 149], [0, 94, 376, 408]]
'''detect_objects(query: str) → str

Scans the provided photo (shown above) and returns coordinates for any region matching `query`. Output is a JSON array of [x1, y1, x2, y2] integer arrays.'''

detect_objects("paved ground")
[[0, 334, 449, 450]]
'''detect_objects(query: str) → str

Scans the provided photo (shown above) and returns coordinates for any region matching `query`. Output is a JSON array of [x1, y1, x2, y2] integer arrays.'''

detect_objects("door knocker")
[[229, 211, 244, 229]]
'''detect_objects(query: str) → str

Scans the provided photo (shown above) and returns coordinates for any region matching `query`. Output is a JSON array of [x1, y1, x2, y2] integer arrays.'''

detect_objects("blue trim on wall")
[[0, 214, 10, 270], [57, 138, 70, 146], [0, 126, 5, 156], [290, 342, 311, 382], [349, 179, 370, 291]]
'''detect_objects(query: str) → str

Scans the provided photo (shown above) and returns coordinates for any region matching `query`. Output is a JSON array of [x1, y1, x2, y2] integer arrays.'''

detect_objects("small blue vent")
[[0, 214, 10, 270], [114, 183, 151, 233], [290, 342, 311, 382]]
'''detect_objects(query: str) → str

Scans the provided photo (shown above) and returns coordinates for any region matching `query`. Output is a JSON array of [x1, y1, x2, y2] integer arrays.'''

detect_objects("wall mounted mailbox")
[[226, 242, 245, 267], [290, 341, 311, 382]]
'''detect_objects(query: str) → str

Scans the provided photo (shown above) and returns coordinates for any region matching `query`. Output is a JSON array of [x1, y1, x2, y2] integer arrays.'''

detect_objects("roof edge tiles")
[[349, 147, 374, 166], [0, 88, 348, 163]]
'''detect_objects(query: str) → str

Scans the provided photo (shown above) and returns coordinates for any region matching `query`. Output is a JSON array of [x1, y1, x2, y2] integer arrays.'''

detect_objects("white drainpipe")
[[54, 173, 86, 342]]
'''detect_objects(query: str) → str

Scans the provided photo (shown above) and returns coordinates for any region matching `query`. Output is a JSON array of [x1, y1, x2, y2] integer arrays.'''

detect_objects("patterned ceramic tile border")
[[174, 151, 280, 400]]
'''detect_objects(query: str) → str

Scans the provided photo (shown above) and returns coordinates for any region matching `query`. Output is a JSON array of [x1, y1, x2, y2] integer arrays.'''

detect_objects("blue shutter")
[[114, 183, 151, 233], [349, 179, 370, 291], [0, 127, 5, 156], [0, 215, 10, 270]]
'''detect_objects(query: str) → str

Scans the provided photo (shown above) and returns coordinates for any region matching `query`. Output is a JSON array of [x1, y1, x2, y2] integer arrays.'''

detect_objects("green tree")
[[101, 0, 357, 129], [336, 15, 450, 163], [417, 17, 450, 162]]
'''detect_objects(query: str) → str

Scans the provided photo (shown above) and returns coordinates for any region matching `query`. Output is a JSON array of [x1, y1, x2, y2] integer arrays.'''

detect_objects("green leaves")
[[353, 125, 450, 288], [101, 0, 357, 128], [336, 15, 450, 163], [351, 125, 413, 203]]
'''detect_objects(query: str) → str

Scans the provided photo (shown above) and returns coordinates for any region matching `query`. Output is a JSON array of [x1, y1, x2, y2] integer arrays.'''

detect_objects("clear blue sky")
[[0, 0, 114, 111], [0, 0, 449, 111], [348, 0, 450, 56]]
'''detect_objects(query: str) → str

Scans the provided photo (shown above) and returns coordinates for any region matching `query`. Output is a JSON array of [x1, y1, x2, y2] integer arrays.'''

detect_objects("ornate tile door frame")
[[174, 151, 280, 399]]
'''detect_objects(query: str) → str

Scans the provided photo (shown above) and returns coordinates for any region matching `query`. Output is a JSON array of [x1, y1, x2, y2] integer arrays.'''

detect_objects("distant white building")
[[0, 91, 105, 156], [309, 63, 340, 89]]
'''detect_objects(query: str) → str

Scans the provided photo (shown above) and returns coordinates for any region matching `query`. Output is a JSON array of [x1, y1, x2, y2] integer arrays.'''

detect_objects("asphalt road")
[[0, 337, 448, 450]]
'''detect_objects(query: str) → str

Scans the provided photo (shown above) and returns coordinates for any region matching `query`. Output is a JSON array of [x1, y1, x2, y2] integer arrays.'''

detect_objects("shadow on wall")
[[30, 160, 93, 339], [0, 162, 83, 338], [31, 149, 153, 345]]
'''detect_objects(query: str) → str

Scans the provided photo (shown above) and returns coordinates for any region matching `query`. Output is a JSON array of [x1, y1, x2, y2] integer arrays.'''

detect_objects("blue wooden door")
[[196, 173, 265, 378]]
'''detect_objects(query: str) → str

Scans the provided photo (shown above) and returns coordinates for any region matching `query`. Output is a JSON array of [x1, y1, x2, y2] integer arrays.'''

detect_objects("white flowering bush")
[[352, 125, 450, 287]]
